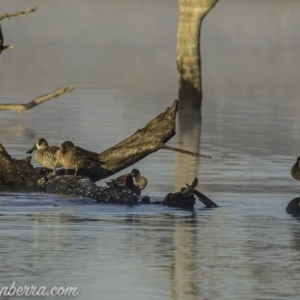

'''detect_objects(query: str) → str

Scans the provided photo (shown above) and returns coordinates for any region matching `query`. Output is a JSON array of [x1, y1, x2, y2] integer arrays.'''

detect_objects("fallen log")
[[0, 100, 214, 208], [98, 100, 211, 174], [48, 100, 210, 182]]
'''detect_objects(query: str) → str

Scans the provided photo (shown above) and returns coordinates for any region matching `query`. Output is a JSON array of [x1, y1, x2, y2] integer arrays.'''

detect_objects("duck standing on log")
[[26, 138, 63, 169], [55, 141, 105, 176]]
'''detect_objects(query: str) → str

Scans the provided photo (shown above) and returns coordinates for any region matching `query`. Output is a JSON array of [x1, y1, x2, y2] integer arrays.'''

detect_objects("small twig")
[[160, 144, 211, 159], [181, 178, 198, 196], [0, 85, 75, 115], [0, 6, 38, 21]]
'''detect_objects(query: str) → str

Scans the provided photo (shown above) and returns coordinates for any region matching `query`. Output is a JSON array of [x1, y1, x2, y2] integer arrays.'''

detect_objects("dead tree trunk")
[[177, 0, 218, 109]]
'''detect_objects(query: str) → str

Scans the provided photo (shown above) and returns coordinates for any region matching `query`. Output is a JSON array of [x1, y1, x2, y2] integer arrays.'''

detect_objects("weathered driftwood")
[[0, 101, 215, 208], [0, 86, 75, 115], [177, 0, 218, 108], [99, 100, 210, 174], [0, 100, 210, 184], [0, 6, 38, 21]]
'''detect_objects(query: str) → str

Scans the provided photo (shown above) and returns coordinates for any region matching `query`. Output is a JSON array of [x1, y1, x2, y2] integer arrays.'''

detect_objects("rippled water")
[[1, 0, 300, 299]]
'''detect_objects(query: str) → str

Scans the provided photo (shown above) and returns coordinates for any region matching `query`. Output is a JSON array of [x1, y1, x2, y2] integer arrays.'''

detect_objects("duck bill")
[[26, 144, 36, 154]]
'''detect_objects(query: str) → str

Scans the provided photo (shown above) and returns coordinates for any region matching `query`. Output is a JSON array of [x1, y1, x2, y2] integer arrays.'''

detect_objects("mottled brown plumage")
[[55, 141, 105, 176], [27, 138, 62, 169], [291, 156, 300, 181], [106, 168, 147, 191]]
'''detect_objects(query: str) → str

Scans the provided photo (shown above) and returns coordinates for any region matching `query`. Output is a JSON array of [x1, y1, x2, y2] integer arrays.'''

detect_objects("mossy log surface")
[[0, 100, 216, 208]]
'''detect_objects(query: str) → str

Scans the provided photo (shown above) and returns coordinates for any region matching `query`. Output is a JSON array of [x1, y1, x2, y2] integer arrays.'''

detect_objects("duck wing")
[[115, 173, 129, 185], [76, 146, 105, 165], [48, 146, 60, 155]]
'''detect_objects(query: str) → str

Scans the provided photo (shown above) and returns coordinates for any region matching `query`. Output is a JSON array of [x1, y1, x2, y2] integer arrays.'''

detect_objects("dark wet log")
[[0, 6, 38, 21], [46, 175, 140, 205], [0, 86, 75, 115], [0, 101, 215, 208], [193, 189, 218, 208], [163, 178, 219, 209], [46, 176, 200, 207], [163, 178, 198, 208], [0, 144, 215, 208], [0, 144, 35, 188], [177, 0, 218, 108], [185, 182, 218, 208]]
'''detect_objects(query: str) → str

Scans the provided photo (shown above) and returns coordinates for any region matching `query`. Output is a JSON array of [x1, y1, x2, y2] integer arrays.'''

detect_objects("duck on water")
[[286, 157, 300, 214], [291, 156, 300, 182]]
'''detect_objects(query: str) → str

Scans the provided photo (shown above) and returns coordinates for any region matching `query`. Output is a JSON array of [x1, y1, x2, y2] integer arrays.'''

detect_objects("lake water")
[[1, 0, 300, 299]]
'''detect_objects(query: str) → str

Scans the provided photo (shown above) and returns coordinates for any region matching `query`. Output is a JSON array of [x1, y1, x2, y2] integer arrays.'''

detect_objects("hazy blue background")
[[1, 1, 300, 299]]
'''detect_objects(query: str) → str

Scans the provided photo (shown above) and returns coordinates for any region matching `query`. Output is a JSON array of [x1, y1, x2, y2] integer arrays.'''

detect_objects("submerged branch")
[[0, 85, 75, 115], [0, 6, 38, 21], [161, 144, 211, 159]]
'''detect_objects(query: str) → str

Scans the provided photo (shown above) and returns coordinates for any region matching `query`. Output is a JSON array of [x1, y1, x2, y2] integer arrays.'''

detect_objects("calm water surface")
[[1, 0, 300, 299]]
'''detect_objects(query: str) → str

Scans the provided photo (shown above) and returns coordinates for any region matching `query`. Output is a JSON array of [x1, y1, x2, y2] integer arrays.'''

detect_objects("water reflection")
[[0, 124, 35, 139], [175, 109, 202, 191], [172, 110, 201, 299], [168, 214, 198, 300]]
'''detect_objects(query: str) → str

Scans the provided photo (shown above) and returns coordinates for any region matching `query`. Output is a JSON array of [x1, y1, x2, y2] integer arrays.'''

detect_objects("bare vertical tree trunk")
[[177, 0, 218, 109]]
